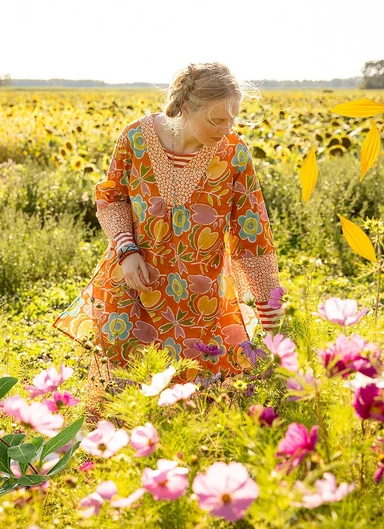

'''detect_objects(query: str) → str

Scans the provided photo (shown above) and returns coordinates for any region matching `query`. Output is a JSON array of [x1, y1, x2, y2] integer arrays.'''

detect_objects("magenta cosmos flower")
[[24, 363, 74, 398], [353, 384, 384, 422], [158, 382, 197, 406], [313, 297, 369, 326], [263, 333, 299, 372], [275, 423, 319, 474], [43, 391, 80, 412], [193, 342, 223, 357], [294, 472, 355, 508], [192, 461, 259, 521], [318, 334, 382, 379], [130, 422, 159, 456], [247, 404, 279, 426], [80, 420, 129, 458], [2, 395, 64, 437]]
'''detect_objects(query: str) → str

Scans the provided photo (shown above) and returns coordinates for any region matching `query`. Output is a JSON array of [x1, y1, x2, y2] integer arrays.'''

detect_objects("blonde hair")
[[156, 61, 264, 131]]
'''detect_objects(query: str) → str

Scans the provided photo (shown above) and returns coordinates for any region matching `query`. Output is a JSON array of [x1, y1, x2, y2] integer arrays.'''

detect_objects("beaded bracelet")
[[118, 248, 142, 265]]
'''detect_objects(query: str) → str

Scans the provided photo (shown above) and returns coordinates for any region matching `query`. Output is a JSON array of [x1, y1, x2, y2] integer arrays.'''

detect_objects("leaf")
[[2, 434, 26, 446], [299, 144, 318, 202], [0, 478, 18, 497], [337, 214, 377, 263], [0, 442, 10, 475], [46, 440, 81, 477], [207, 194, 214, 206], [8, 444, 37, 464], [360, 119, 381, 181], [40, 416, 84, 463], [331, 98, 384, 117], [17, 475, 47, 486], [0, 377, 18, 399]]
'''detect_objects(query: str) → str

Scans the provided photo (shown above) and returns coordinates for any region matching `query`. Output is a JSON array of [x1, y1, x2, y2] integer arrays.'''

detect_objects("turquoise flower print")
[[217, 269, 226, 299], [232, 143, 251, 173], [58, 295, 85, 318], [127, 127, 146, 159], [163, 337, 182, 362], [130, 194, 147, 223], [102, 312, 133, 342], [238, 209, 262, 242], [166, 273, 188, 303], [172, 205, 191, 235]]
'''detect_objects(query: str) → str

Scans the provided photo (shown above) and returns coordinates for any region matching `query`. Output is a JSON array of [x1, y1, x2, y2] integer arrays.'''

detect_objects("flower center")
[[98, 443, 107, 451], [221, 493, 231, 504]]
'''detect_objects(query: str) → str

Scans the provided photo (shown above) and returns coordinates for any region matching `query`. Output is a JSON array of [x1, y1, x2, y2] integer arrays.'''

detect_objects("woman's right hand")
[[121, 253, 151, 293]]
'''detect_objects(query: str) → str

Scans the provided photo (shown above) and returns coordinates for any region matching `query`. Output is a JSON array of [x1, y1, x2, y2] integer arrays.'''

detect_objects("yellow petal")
[[299, 145, 318, 202], [331, 98, 384, 118], [337, 214, 377, 263], [360, 119, 381, 182]]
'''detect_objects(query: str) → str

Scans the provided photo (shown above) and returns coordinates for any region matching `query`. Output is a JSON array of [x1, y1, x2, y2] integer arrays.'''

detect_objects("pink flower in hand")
[[80, 420, 129, 458], [43, 391, 80, 412], [275, 422, 319, 474], [158, 383, 197, 406], [79, 480, 118, 518], [24, 363, 74, 398], [264, 333, 299, 372], [294, 472, 355, 508], [130, 422, 159, 456], [313, 297, 369, 326], [192, 461, 259, 521], [2, 395, 64, 436]]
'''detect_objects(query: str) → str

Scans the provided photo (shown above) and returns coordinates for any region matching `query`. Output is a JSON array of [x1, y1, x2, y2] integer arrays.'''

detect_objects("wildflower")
[[239, 341, 267, 366], [286, 368, 318, 401], [313, 297, 369, 326], [275, 423, 319, 473], [24, 363, 74, 398], [80, 420, 129, 457], [267, 286, 286, 310], [352, 384, 384, 422], [130, 422, 159, 456], [195, 372, 222, 389], [343, 372, 384, 392], [79, 481, 118, 518], [140, 366, 176, 396], [264, 333, 299, 372], [193, 342, 223, 357], [371, 436, 384, 483], [294, 472, 355, 508], [158, 382, 197, 406], [192, 461, 259, 521], [248, 404, 279, 426], [43, 391, 80, 412], [244, 384, 256, 397], [318, 334, 382, 379], [78, 461, 95, 473], [2, 395, 64, 436], [111, 459, 189, 506]]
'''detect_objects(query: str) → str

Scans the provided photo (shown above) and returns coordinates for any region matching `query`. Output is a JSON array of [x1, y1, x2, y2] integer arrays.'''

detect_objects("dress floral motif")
[[52, 113, 282, 414]]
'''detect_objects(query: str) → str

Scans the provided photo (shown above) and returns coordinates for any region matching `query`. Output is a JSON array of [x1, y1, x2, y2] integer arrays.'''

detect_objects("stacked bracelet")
[[117, 243, 143, 265]]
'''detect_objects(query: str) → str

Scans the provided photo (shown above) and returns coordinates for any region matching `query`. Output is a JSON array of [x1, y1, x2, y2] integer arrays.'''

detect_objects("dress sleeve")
[[228, 139, 283, 333], [95, 128, 135, 253]]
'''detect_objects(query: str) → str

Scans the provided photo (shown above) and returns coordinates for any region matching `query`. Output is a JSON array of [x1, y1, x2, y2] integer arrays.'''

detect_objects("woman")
[[52, 61, 283, 421]]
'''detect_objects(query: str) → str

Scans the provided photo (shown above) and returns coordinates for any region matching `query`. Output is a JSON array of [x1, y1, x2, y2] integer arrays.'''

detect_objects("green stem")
[[315, 389, 330, 463]]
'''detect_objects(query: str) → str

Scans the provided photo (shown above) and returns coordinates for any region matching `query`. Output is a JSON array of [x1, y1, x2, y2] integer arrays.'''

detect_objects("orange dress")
[[52, 113, 282, 416]]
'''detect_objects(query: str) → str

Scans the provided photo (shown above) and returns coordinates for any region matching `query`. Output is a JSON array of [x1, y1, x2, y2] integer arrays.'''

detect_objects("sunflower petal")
[[331, 98, 384, 118], [337, 214, 377, 263], [299, 145, 318, 202], [360, 119, 381, 181]]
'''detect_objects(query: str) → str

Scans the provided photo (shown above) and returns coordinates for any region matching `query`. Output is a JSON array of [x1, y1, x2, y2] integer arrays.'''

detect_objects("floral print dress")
[[52, 112, 282, 415]]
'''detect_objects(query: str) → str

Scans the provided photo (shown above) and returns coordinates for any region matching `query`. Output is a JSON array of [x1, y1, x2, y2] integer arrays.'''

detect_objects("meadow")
[[0, 88, 383, 528]]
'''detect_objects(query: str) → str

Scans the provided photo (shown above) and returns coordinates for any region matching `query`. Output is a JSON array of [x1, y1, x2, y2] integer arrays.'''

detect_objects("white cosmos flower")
[[140, 366, 176, 396], [343, 371, 384, 392]]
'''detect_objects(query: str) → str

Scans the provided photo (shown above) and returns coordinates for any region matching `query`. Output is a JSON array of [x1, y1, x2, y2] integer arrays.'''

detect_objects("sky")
[[2, 0, 383, 84]]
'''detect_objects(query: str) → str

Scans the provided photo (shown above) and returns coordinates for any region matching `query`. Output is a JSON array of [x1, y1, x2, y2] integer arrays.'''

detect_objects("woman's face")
[[183, 99, 241, 146]]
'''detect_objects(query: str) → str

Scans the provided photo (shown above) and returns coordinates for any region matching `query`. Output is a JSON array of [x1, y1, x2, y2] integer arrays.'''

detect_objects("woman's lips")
[[212, 136, 222, 141]]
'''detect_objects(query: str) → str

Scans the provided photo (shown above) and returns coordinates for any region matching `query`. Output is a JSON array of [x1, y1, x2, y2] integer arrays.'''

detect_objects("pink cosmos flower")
[[294, 472, 355, 508], [158, 383, 197, 406], [352, 384, 384, 422], [79, 480, 118, 518], [130, 422, 159, 456], [263, 333, 299, 372], [313, 297, 369, 326], [239, 341, 267, 366], [24, 363, 74, 398], [192, 461, 259, 521], [80, 420, 129, 458], [43, 391, 80, 412], [318, 334, 382, 379], [286, 368, 318, 401], [111, 460, 189, 507], [267, 287, 286, 310], [78, 461, 95, 473], [275, 423, 319, 474], [247, 404, 279, 426], [2, 395, 64, 437]]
